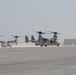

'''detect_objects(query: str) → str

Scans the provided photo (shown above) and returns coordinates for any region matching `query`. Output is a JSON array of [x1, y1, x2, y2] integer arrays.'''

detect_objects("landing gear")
[[45, 45, 47, 47], [41, 45, 43, 47], [10, 46, 12, 47], [1, 46, 6, 48], [40, 45, 47, 47], [1, 46, 3, 47], [35, 43, 37, 45], [57, 44, 60, 47]]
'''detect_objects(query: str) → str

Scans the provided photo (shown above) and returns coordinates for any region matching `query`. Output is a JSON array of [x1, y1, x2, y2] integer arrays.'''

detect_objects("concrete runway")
[[0, 46, 76, 75]]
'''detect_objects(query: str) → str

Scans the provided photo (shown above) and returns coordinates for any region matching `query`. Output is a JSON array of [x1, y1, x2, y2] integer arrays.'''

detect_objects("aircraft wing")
[[42, 38, 48, 41], [7, 40, 16, 44]]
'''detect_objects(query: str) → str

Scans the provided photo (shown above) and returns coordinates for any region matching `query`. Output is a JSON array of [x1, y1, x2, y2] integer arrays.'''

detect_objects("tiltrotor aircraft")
[[0, 35, 20, 47], [25, 31, 60, 47]]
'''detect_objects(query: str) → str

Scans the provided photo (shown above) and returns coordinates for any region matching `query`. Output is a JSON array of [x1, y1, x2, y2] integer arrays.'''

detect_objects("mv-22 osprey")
[[25, 31, 60, 47], [0, 35, 20, 47]]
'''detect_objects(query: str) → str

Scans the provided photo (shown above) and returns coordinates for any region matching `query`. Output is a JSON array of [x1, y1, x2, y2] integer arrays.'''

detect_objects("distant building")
[[64, 39, 76, 45]]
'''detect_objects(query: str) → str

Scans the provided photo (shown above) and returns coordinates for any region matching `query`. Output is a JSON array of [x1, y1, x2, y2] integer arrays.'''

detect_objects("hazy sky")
[[0, 0, 76, 43]]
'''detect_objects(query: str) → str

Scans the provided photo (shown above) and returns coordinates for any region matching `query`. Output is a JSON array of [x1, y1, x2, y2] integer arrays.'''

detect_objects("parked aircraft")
[[0, 35, 20, 47], [0, 40, 16, 47], [25, 31, 60, 47]]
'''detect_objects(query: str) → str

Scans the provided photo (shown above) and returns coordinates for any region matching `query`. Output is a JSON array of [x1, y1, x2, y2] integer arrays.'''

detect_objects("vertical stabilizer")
[[31, 35, 35, 43], [25, 35, 29, 43]]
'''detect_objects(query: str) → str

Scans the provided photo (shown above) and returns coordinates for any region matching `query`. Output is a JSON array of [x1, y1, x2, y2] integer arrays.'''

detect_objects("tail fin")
[[31, 35, 35, 43], [25, 35, 29, 43]]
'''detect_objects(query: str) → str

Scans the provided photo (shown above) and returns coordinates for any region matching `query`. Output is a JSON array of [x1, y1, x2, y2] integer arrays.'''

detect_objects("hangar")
[[64, 39, 76, 45]]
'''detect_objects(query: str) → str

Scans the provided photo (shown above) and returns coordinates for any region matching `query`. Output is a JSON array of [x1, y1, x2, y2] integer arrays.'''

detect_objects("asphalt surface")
[[0, 46, 76, 75]]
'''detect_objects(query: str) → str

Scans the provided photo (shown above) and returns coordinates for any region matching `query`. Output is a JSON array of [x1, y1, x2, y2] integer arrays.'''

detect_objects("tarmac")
[[0, 46, 76, 75]]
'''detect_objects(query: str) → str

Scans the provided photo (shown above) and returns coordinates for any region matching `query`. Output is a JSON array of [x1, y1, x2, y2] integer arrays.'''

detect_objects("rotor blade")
[[47, 31, 59, 34], [31, 30, 47, 34], [31, 30, 43, 33], [12, 35, 20, 38], [37, 31, 44, 34], [52, 32, 59, 34]]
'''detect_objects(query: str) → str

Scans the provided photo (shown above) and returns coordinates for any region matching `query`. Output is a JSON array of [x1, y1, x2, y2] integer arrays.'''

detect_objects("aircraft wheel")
[[2, 46, 3, 47], [35, 43, 37, 45], [57, 44, 59, 47], [10, 46, 12, 47], [41, 45, 43, 47], [45, 45, 47, 47]]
